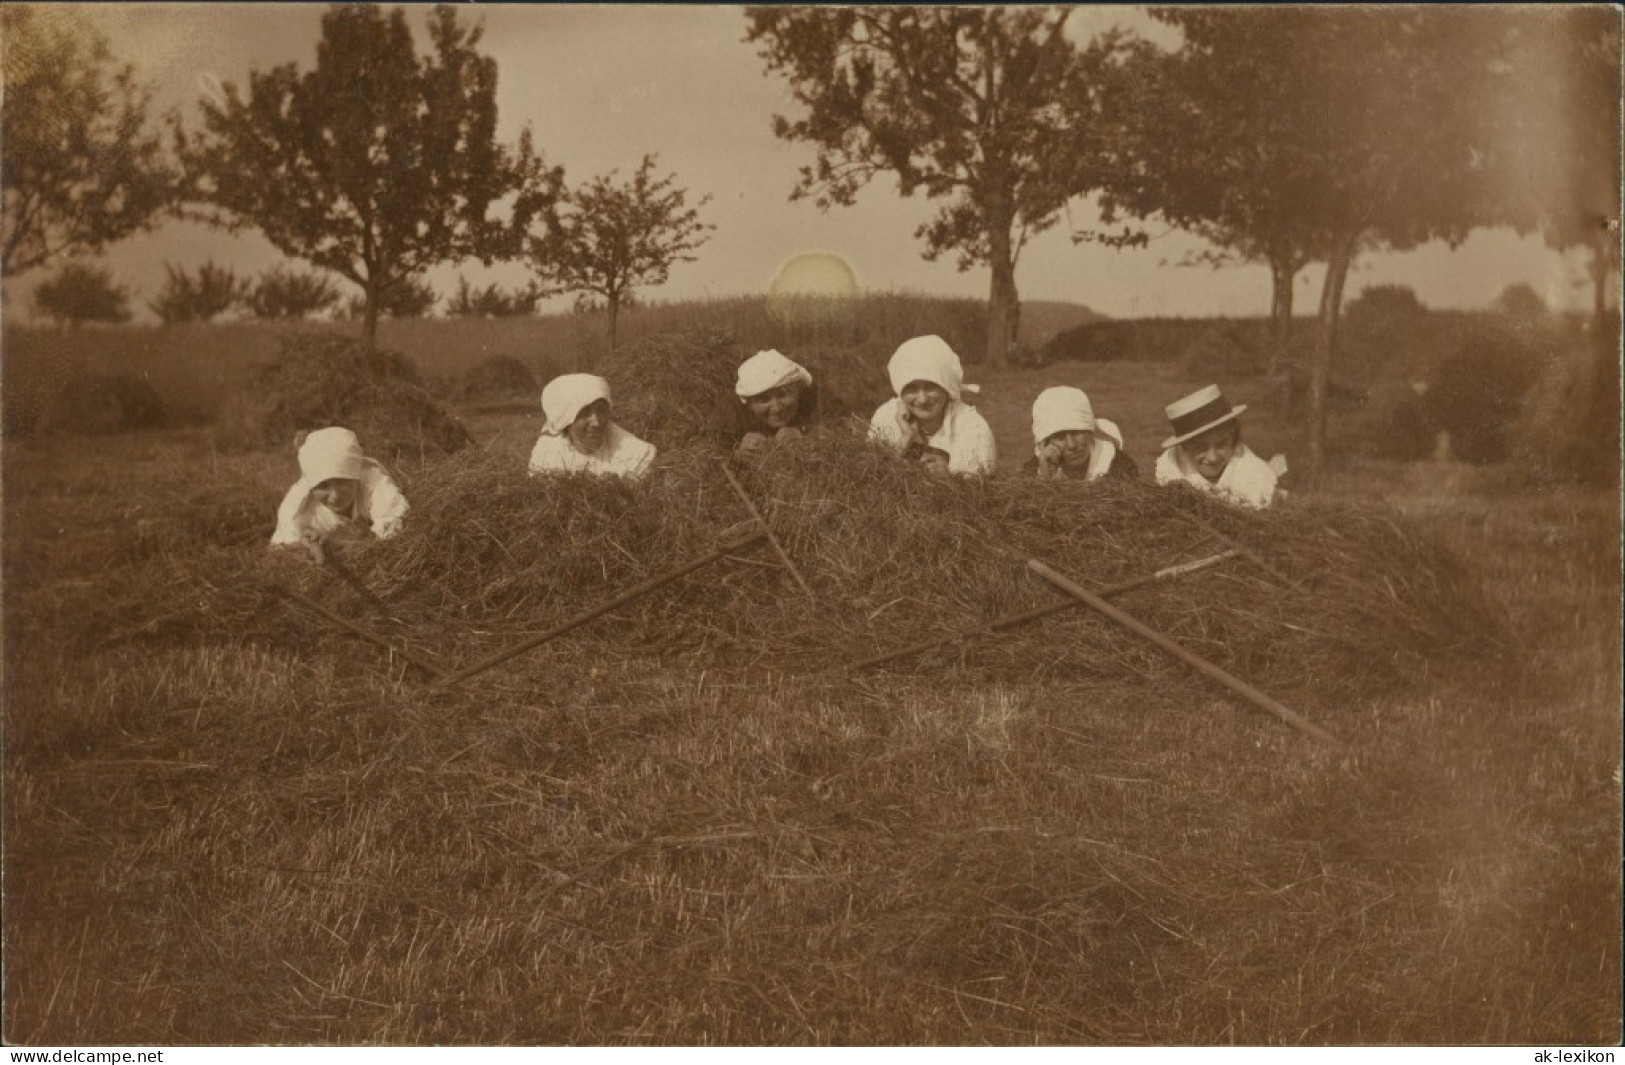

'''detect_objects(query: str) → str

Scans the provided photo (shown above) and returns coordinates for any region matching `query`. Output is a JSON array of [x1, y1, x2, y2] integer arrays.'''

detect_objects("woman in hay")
[[1154, 384, 1286, 509], [270, 426, 409, 562], [528, 373, 656, 480], [1023, 386, 1138, 481], [868, 334, 996, 475], [730, 348, 820, 458]]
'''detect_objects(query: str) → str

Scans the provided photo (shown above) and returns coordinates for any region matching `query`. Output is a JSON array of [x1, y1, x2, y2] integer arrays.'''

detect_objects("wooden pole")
[[720, 463, 815, 600], [1027, 557, 1341, 746], [435, 529, 767, 688], [273, 586, 447, 679], [848, 550, 1239, 673], [322, 547, 395, 615], [1199, 521, 1299, 590]]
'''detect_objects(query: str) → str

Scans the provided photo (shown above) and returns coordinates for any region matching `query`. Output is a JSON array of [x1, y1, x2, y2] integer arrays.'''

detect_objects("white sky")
[[0, 3, 1604, 324]]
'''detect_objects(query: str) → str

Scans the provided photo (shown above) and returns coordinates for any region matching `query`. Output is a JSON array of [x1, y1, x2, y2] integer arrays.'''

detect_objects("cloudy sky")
[[2, 3, 1601, 324]]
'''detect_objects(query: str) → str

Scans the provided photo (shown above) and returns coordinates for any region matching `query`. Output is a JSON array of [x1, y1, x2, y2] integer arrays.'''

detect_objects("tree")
[[1099, 8, 1507, 475], [149, 260, 252, 324], [446, 275, 542, 318], [344, 277, 437, 321], [529, 155, 712, 351], [1492, 282, 1547, 319], [1, 6, 175, 278], [176, 4, 561, 341], [1089, 17, 1332, 368], [248, 266, 342, 321], [745, 7, 1110, 368], [33, 262, 132, 326]]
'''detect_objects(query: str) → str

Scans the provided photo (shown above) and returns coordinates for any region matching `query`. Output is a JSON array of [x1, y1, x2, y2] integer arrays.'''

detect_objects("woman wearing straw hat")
[[730, 348, 820, 458], [1023, 386, 1138, 481], [528, 373, 656, 480], [868, 335, 996, 475], [1154, 384, 1284, 508], [270, 426, 409, 562]]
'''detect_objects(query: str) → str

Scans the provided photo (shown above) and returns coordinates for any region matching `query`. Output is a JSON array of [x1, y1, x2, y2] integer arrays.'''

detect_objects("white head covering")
[[887, 335, 978, 401], [540, 374, 613, 436], [298, 427, 365, 484], [735, 349, 812, 399], [1031, 386, 1098, 445]]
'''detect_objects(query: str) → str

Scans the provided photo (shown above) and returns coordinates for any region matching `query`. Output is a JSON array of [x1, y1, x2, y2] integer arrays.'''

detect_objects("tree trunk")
[[1308, 234, 1357, 480], [1268, 252, 1296, 381], [607, 294, 620, 354], [985, 204, 1018, 370], [363, 276, 380, 345], [1585, 232, 1621, 483]]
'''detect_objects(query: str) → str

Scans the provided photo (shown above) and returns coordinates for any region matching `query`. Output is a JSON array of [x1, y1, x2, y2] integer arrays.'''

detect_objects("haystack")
[[215, 333, 471, 461], [132, 430, 1486, 706]]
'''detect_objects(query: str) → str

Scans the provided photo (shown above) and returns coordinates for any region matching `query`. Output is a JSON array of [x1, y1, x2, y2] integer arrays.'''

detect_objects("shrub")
[[1423, 333, 1544, 463], [33, 263, 132, 327], [1180, 325, 1267, 378], [41, 374, 168, 435]]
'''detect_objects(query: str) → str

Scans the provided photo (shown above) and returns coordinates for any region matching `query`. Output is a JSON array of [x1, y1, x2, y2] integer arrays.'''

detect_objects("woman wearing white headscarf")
[[1023, 386, 1138, 481], [868, 335, 996, 475], [730, 349, 820, 457], [528, 373, 656, 480], [270, 426, 409, 560]]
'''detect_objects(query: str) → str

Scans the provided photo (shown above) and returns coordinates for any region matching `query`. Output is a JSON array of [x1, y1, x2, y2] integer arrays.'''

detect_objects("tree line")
[[3, 4, 1617, 471]]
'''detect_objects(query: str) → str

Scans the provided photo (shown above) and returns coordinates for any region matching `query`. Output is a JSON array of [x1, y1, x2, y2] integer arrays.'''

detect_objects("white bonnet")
[[735, 349, 812, 399], [1032, 386, 1097, 444], [540, 374, 613, 435], [298, 427, 365, 484], [887, 335, 976, 402]]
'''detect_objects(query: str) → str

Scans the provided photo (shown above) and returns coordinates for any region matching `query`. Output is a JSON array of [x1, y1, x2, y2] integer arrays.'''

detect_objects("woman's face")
[[900, 380, 950, 428], [1044, 429, 1096, 468], [566, 399, 611, 455], [745, 382, 802, 430], [1182, 424, 1239, 483], [311, 477, 359, 512]]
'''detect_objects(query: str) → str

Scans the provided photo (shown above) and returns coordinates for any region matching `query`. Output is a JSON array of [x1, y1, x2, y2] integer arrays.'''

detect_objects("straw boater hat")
[[1160, 384, 1247, 451]]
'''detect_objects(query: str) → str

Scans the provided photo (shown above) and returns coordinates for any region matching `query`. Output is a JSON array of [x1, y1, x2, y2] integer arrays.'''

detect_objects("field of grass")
[[2, 307, 1620, 1045]]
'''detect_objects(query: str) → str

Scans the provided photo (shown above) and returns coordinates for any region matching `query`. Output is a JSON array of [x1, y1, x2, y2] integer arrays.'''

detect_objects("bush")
[[214, 333, 471, 460], [1180, 325, 1267, 378], [1423, 334, 1544, 464]]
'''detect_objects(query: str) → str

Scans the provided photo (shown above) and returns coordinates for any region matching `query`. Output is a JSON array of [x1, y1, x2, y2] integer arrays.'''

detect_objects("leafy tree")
[[249, 266, 343, 321], [1, 6, 175, 277], [33, 262, 132, 326], [745, 7, 1111, 367], [149, 260, 252, 324], [446, 275, 542, 318], [177, 4, 561, 341], [1101, 8, 1507, 475], [344, 276, 438, 321], [529, 155, 712, 351]]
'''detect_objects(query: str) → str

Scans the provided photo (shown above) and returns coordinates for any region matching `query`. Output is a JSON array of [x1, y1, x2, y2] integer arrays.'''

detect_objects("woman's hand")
[[1035, 441, 1064, 478], [300, 526, 326, 564]]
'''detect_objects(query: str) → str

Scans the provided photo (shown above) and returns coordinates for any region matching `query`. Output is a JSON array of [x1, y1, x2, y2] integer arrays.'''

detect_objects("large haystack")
[[215, 333, 471, 461], [107, 430, 1499, 712]]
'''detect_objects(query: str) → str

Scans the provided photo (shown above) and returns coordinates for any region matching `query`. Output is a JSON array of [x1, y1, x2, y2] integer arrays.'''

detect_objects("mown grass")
[[3, 333, 1619, 1044]]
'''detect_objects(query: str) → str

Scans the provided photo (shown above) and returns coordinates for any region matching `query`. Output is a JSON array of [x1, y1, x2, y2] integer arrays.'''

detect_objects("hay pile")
[[215, 333, 471, 461], [109, 430, 1491, 706], [600, 330, 891, 451]]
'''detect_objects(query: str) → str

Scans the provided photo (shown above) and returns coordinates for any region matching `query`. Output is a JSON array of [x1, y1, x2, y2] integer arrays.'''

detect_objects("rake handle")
[[1026, 557, 1341, 746], [435, 529, 768, 688], [720, 463, 815, 600], [273, 586, 446, 679], [847, 549, 1240, 673]]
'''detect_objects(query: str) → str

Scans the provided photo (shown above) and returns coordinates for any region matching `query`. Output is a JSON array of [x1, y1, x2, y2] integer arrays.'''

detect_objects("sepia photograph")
[[2, 2, 1620, 1049]]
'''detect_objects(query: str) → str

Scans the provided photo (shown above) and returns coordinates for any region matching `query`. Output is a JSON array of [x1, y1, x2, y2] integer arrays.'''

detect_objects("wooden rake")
[[433, 527, 769, 688], [1027, 557, 1341, 746]]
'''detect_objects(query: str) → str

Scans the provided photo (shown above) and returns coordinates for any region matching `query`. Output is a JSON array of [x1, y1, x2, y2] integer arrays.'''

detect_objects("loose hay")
[[214, 332, 472, 461], [90, 429, 1495, 708]]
